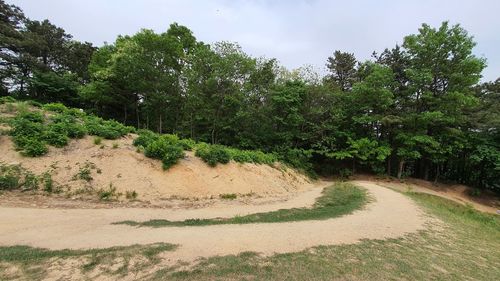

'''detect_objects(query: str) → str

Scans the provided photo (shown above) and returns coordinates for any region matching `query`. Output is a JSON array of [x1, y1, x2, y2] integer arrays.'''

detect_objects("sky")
[[9, 0, 500, 81]]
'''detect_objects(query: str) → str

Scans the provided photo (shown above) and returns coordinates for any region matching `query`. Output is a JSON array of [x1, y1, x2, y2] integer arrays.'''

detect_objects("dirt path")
[[0, 181, 429, 262]]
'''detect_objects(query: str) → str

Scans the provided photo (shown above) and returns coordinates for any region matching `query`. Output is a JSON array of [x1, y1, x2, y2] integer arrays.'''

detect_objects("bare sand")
[[0, 135, 313, 201], [0, 181, 430, 262]]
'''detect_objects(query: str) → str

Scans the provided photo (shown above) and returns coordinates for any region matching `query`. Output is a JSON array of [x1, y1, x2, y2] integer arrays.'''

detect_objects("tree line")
[[1, 1, 498, 192]]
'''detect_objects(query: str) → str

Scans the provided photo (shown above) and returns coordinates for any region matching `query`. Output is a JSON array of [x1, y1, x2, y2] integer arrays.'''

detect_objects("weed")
[[93, 136, 102, 145], [219, 193, 237, 200], [112, 142, 119, 149], [125, 190, 138, 200], [42, 172, 53, 192], [98, 183, 117, 201]]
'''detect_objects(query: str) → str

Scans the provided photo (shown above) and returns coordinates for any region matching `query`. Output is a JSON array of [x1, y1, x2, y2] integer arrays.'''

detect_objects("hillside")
[[0, 101, 313, 204]]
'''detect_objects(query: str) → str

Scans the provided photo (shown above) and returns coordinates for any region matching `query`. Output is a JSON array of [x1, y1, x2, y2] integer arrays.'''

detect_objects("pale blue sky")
[[10, 0, 500, 81]]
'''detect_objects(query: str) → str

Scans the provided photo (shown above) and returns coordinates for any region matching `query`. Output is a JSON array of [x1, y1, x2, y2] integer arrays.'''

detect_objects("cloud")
[[10, 0, 500, 81]]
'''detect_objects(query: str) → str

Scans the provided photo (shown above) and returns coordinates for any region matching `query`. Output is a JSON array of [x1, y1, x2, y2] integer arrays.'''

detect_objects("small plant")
[[94, 137, 102, 145], [73, 161, 96, 182], [98, 183, 117, 201], [112, 142, 119, 149], [126, 190, 138, 200], [219, 193, 237, 200], [162, 145, 185, 170], [42, 172, 54, 192], [23, 172, 39, 190]]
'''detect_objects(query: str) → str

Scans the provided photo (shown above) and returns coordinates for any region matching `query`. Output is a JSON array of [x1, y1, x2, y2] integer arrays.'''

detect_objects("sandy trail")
[[0, 181, 429, 262]]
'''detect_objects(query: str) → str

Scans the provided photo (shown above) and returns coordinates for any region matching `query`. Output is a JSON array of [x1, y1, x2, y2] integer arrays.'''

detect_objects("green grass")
[[147, 192, 500, 281], [1, 189, 499, 280], [0, 243, 176, 280], [114, 182, 368, 227]]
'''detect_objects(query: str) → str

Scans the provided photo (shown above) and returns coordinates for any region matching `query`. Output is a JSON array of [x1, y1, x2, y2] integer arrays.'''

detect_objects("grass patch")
[[0, 243, 176, 280], [148, 192, 500, 281], [114, 183, 368, 227]]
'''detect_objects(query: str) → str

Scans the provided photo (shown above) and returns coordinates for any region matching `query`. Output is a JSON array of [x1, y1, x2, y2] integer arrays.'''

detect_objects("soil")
[[0, 181, 430, 263], [0, 135, 314, 203]]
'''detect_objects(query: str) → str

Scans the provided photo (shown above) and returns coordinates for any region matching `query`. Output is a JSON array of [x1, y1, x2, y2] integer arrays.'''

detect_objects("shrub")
[[133, 130, 159, 148], [278, 148, 316, 178], [112, 142, 119, 149], [94, 137, 102, 145], [44, 123, 69, 147], [21, 138, 48, 157], [162, 145, 185, 170], [42, 172, 53, 192], [144, 135, 180, 159], [23, 172, 39, 190], [178, 138, 196, 150], [26, 100, 43, 108], [195, 144, 231, 167], [84, 116, 132, 139], [0, 164, 23, 190], [42, 103, 68, 113], [0, 96, 16, 104], [228, 148, 277, 165]]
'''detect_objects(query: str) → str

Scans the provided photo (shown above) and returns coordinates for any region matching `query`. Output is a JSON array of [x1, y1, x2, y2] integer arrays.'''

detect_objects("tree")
[[326, 50, 357, 91]]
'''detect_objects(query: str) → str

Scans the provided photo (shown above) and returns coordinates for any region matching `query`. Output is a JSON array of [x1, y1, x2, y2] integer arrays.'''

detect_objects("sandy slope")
[[0, 181, 430, 262], [0, 135, 313, 201]]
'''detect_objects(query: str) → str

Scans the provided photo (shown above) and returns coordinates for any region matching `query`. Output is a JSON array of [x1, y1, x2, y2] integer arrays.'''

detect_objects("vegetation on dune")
[[114, 182, 368, 227], [4, 102, 133, 156]]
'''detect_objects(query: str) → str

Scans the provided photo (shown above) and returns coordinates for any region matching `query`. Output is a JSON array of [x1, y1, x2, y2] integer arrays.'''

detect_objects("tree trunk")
[[434, 164, 440, 183], [159, 114, 162, 134], [387, 157, 392, 177], [397, 160, 405, 179]]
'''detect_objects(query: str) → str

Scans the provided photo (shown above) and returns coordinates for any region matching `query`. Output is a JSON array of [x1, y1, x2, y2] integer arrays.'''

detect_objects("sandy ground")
[[0, 181, 430, 262], [371, 178, 500, 214], [0, 135, 313, 201]]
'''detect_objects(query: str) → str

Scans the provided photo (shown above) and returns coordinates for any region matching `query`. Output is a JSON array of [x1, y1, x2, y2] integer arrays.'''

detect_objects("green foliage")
[[133, 130, 159, 148], [0, 163, 41, 190], [21, 138, 49, 157], [98, 183, 118, 200], [0, 164, 21, 190], [195, 144, 231, 167], [84, 116, 132, 139], [93, 137, 102, 145], [278, 148, 315, 176], [44, 123, 69, 147], [42, 172, 54, 192], [42, 102, 68, 113], [161, 145, 185, 170], [140, 134, 185, 170]]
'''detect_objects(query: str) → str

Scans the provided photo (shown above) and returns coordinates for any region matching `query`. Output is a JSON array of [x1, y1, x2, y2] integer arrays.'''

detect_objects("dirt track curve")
[[0, 181, 429, 262]]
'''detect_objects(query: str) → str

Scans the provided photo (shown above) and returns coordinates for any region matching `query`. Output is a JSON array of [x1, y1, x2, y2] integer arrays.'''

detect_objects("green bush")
[[21, 138, 48, 157], [144, 135, 180, 159], [133, 130, 159, 148], [42, 102, 68, 113], [44, 123, 69, 147], [195, 144, 231, 167], [0, 96, 16, 104], [0, 165, 21, 189], [278, 148, 316, 177], [162, 145, 185, 170], [178, 138, 196, 150], [84, 116, 132, 139]]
